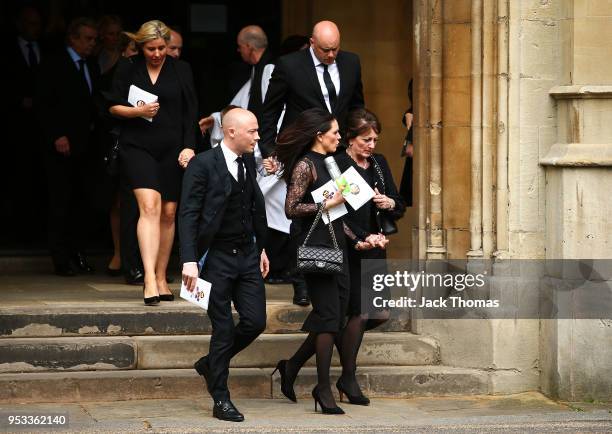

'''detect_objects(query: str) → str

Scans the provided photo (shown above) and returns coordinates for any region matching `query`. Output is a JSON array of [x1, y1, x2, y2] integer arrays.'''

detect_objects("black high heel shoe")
[[271, 360, 297, 402], [336, 377, 370, 405], [336, 377, 370, 406], [158, 292, 174, 301], [312, 385, 344, 414], [143, 285, 160, 306]]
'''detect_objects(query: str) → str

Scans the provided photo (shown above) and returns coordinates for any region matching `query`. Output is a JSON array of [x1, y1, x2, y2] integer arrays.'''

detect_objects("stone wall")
[[280, 0, 612, 401], [537, 0, 612, 402]]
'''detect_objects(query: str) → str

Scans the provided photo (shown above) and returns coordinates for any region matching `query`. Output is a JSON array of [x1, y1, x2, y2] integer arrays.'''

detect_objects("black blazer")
[[247, 48, 275, 122], [35, 47, 100, 155], [179, 146, 268, 264], [105, 55, 200, 150], [259, 49, 365, 157]]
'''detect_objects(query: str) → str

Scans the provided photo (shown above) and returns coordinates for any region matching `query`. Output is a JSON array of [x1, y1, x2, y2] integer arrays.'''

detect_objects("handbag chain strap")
[[302, 204, 340, 250], [370, 155, 386, 194]]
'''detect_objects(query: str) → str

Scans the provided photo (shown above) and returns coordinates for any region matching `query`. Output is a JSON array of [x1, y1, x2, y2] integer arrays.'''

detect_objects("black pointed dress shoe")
[[336, 377, 370, 406], [143, 285, 160, 306], [194, 356, 211, 393], [271, 360, 297, 402], [312, 385, 344, 415], [125, 268, 145, 285], [73, 252, 94, 274], [158, 292, 174, 301], [213, 400, 244, 422]]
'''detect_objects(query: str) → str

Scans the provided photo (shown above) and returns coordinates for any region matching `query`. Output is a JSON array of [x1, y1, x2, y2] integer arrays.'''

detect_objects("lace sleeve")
[[285, 158, 319, 218], [342, 221, 361, 248]]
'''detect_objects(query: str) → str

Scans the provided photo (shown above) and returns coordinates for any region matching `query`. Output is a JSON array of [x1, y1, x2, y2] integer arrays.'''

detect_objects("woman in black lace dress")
[[271, 108, 359, 414]]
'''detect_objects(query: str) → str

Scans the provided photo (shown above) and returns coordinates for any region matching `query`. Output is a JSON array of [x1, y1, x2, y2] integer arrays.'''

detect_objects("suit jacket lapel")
[[245, 155, 259, 191], [302, 50, 327, 109], [14, 40, 29, 70], [213, 146, 232, 198], [335, 51, 346, 106]]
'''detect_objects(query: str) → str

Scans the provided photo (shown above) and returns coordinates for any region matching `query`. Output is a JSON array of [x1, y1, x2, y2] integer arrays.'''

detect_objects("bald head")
[[237, 25, 268, 65], [223, 109, 260, 155], [310, 21, 340, 65]]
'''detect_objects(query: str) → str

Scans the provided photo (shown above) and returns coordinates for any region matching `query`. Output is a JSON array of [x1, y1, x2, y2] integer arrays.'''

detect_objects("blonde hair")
[[124, 20, 170, 46]]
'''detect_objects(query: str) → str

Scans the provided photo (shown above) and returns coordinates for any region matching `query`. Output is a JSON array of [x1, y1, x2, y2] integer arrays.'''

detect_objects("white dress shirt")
[[220, 141, 245, 182], [17, 37, 40, 66], [309, 47, 340, 113]]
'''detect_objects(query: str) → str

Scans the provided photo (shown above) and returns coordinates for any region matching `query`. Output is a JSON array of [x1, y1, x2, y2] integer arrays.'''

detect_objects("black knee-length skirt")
[[120, 144, 182, 202]]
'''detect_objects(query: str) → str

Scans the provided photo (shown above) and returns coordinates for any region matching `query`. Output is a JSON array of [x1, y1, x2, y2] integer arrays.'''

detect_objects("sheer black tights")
[[284, 313, 388, 404], [336, 314, 388, 396], [286, 331, 337, 408]]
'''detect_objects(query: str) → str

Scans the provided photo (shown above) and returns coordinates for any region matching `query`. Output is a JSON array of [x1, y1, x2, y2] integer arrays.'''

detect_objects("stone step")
[[0, 303, 410, 338], [0, 366, 489, 404], [0, 333, 439, 373]]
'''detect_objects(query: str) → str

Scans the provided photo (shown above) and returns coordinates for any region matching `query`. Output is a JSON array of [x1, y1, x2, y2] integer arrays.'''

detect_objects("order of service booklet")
[[180, 277, 211, 310], [311, 180, 348, 224], [310, 166, 375, 224], [340, 165, 376, 211], [127, 85, 158, 122]]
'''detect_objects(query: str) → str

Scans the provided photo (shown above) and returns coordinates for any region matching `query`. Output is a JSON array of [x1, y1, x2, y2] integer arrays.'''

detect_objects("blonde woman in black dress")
[[109, 20, 198, 305]]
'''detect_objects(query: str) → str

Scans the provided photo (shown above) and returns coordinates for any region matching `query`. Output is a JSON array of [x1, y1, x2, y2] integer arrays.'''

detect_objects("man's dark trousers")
[[45, 146, 94, 266], [201, 243, 266, 401]]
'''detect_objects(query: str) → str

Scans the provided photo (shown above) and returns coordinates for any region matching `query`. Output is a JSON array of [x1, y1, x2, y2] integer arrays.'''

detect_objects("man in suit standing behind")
[[199, 25, 274, 148], [258, 20, 365, 157], [179, 108, 269, 422], [6, 6, 46, 242], [36, 17, 99, 276]]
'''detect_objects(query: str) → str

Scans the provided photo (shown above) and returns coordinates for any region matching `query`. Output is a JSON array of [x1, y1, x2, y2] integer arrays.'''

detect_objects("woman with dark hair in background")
[[272, 108, 355, 414], [108, 20, 198, 305], [335, 108, 405, 405], [96, 15, 123, 74]]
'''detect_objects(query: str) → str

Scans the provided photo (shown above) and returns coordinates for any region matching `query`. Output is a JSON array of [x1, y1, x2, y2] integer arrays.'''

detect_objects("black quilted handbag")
[[297, 206, 344, 275]]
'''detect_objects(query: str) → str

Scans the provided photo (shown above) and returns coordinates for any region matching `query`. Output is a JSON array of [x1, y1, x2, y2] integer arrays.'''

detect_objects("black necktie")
[[321, 64, 337, 112], [26, 42, 38, 67], [77, 59, 90, 93], [236, 157, 245, 189]]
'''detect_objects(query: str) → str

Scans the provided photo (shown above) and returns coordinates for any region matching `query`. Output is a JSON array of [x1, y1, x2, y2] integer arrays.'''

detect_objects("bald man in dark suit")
[[258, 20, 364, 158]]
